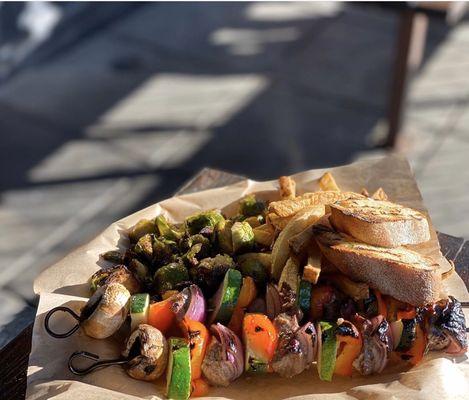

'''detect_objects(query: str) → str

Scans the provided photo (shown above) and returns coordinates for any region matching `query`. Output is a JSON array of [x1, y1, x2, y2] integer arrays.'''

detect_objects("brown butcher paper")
[[29, 155, 469, 400]]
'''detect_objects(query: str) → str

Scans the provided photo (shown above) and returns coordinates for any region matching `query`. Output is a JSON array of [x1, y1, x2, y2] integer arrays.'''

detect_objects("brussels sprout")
[[231, 221, 254, 253], [185, 210, 224, 235], [190, 254, 236, 296], [180, 234, 211, 256], [155, 215, 183, 241], [154, 260, 189, 296], [129, 258, 151, 286], [183, 243, 203, 267], [152, 237, 178, 267], [216, 220, 234, 254], [133, 233, 154, 262], [129, 219, 156, 243], [100, 250, 124, 264], [239, 258, 267, 288], [239, 195, 266, 217], [237, 252, 272, 272]]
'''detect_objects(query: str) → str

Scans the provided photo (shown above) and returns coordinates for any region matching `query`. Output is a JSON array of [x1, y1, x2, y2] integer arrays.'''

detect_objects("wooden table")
[[2, 168, 468, 400]]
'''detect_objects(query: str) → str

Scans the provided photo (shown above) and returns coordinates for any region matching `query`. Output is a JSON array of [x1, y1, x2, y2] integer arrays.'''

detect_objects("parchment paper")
[[28, 155, 469, 400]]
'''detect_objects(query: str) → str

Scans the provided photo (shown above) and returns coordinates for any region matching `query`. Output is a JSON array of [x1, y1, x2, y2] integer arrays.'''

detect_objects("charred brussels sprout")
[[152, 237, 178, 267], [155, 215, 183, 241], [100, 250, 124, 264], [181, 234, 210, 255], [129, 258, 151, 286], [239, 195, 266, 217], [129, 219, 156, 243], [216, 219, 234, 254], [154, 260, 189, 296], [184, 210, 224, 235], [133, 234, 154, 262], [191, 254, 236, 296], [238, 258, 267, 289], [231, 221, 254, 253], [183, 243, 203, 267]]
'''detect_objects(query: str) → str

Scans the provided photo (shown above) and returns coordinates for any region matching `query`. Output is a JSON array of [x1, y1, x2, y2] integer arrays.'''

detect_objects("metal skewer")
[[44, 306, 81, 338], [68, 351, 128, 375]]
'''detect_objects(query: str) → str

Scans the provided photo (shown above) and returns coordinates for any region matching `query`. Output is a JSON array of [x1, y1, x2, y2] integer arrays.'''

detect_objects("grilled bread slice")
[[313, 224, 442, 306], [329, 198, 430, 248]]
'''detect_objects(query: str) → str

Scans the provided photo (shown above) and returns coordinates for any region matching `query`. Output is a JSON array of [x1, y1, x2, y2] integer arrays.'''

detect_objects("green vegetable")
[[395, 319, 417, 352], [166, 338, 191, 400], [129, 258, 150, 285], [129, 219, 156, 243], [152, 237, 178, 267], [298, 280, 312, 315], [239, 195, 266, 217], [237, 253, 272, 272], [216, 219, 234, 254], [100, 250, 123, 264], [317, 321, 338, 381], [89, 269, 111, 293], [155, 215, 183, 241], [185, 210, 224, 235], [180, 234, 211, 259], [154, 261, 189, 295], [231, 221, 254, 253], [239, 259, 267, 288], [190, 254, 236, 296], [183, 243, 203, 267], [130, 293, 150, 331], [134, 234, 154, 262], [210, 268, 242, 324]]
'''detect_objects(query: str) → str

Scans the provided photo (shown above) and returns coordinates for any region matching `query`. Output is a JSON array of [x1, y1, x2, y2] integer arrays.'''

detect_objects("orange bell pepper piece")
[[237, 277, 257, 309], [181, 318, 210, 380], [148, 298, 176, 334], [191, 378, 210, 397], [243, 313, 278, 372], [399, 323, 427, 366], [310, 285, 335, 321], [334, 321, 363, 377], [227, 306, 245, 338]]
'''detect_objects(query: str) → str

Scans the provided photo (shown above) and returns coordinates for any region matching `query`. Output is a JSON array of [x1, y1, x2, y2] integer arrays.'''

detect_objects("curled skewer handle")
[[44, 306, 81, 338], [68, 351, 128, 375]]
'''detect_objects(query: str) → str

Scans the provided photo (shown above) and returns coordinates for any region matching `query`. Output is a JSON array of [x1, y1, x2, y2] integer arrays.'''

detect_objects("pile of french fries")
[[264, 171, 389, 300]]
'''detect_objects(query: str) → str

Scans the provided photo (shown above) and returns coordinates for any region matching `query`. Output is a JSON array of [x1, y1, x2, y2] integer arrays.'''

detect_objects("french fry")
[[253, 223, 275, 247], [318, 172, 340, 192], [268, 191, 363, 218], [326, 274, 369, 301], [278, 176, 296, 199], [267, 213, 292, 230], [372, 187, 388, 201], [271, 205, 325, 280], [302, 241, 322, 284], [288, 225, 314, 255]]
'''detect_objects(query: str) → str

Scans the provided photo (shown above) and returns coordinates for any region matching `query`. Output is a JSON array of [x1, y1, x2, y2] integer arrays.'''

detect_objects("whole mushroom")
[[81, 282, 130, 339], [122, 324, 168, 381]]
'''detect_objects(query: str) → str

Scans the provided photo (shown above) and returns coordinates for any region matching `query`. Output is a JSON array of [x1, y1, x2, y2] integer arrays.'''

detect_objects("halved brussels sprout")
[[216, 220, 234, 254], [129, 219, 156, 243], [133, 234, 154, 262], [152, 237, 178, 267], [231, 221, 254, 254], [190, 254, 236, 296], [155, 215, 183, 241], [239, 195, 266, 217], [185, 210, 225, 235], [154, 260, 189, 296], [239, 258, 267, 289]]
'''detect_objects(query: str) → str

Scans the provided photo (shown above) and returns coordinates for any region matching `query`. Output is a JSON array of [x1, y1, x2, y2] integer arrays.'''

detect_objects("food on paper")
[[45, 172, 467, 399]]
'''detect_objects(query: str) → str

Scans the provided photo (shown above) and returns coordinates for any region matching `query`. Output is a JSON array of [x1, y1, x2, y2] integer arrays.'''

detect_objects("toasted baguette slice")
[[313, 224, 441, 306], [329, 198, 430, 247]]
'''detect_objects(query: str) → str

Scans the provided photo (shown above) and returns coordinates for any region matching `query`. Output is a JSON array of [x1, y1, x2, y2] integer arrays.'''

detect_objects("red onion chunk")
[[171, 284, 206, 322], [202, 323, 244, 386]]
